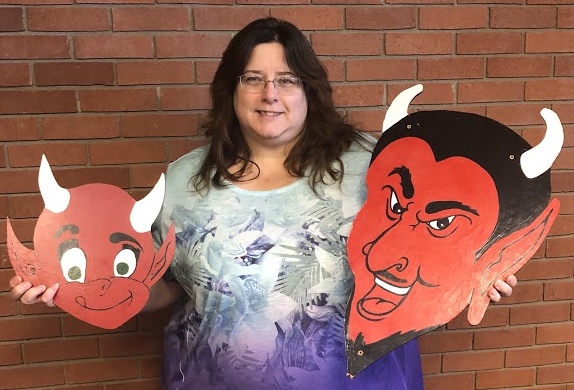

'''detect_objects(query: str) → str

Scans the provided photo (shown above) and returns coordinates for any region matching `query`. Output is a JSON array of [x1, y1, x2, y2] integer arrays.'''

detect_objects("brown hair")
[[193, 17, 369, 192]]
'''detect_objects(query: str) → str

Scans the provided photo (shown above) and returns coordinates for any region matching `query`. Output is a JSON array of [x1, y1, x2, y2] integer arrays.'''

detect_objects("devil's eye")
[[61, 247, 87, 283], [428, 216, 455, 231], [114, 248, 137, 278], [389, 189, 406, 214]]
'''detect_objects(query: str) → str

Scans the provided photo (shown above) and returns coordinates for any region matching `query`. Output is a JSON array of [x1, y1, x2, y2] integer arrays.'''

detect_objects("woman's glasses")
[[238, 73, 303, 95]]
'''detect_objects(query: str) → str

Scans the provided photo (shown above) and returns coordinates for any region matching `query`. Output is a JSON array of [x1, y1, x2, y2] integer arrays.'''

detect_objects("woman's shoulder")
[[167, 143, 209, 177], [341, 134, 376, 174]]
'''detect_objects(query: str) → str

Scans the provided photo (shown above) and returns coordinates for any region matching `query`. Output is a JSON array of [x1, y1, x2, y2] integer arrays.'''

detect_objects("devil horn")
[[38, 154, 70, 213], [520, 109, 564, 179], [382, 84, 423, 133], [130, 173, 166, 233]]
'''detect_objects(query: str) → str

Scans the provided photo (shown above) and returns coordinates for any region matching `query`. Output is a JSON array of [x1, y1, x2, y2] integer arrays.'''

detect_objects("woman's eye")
[[278, 77, 295, 85], [113, 249, 137, 278], [389, 190, 405, 214], [61, 247, 87, 283], [245, 76, 263, 84], [428, 216, 455, 230]]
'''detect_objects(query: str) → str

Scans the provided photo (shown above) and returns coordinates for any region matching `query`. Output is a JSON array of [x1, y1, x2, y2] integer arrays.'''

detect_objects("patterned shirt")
[[154, 143, 423, 390]]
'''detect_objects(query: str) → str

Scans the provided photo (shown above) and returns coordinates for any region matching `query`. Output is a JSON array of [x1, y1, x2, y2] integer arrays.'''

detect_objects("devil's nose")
[[94, 279, 112, 295], [362, 242, 374, 255]]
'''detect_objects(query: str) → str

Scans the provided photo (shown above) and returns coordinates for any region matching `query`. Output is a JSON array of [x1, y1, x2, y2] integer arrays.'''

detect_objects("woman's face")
[[233, 42, 308, 151]]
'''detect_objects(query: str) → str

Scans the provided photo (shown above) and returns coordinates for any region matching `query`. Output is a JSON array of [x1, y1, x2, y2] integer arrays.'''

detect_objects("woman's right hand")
[[9, 276, 59, 307]]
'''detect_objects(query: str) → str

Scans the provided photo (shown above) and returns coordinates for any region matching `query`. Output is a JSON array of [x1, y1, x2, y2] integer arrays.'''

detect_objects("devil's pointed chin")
[[54, 279, 150, 329]]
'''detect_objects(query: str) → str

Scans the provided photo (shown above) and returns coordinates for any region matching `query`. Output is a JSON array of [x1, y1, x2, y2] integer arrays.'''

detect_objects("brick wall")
[[1, 2, 573, 389]]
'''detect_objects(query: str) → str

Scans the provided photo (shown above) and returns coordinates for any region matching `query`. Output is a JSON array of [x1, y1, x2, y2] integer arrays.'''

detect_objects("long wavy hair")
[[192, 17, 369, 192]]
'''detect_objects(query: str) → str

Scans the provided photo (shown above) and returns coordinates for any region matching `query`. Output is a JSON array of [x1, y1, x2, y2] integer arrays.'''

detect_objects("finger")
[[9, 276, 23, 289], [9, 281, 32, 301], [20, 285, 47, 305], [41, 284, 59, 307], [496, 279, 514, 297], [505, 274, 518, 288], [488, 287, 501, 303]]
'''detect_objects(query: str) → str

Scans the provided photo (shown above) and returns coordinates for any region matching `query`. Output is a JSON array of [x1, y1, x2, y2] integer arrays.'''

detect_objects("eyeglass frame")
[[237, 73, 304, 95]]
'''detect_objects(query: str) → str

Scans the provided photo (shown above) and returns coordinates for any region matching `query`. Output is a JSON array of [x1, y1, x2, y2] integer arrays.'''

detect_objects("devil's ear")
[[467, 198, 560, 325], [144, 224, 176, 287], [6, 218, 41, 284]]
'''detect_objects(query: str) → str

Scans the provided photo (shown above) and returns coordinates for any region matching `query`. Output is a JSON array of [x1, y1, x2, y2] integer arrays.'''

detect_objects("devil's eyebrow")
[[388, 166, 414, 199], [55, 224, 79, 238], [426, 201, 479, 216], [109, 232, 141, 248]]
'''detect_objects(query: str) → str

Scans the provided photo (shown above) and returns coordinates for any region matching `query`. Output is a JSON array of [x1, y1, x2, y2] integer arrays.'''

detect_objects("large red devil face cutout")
[[345, 85, 563, 377], [7, 156, 175, 329]]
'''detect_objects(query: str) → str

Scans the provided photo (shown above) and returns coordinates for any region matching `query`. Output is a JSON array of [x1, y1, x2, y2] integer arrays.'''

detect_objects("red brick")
[[8, 143, 87, 168], [139, 356, 163, 378], [504, 282, 543, 304], [0, 317, 61, 341], [105, 379, 163, 390], [555, 193, 574, 214], [28, 6, 108, 31], [443, 350, 504, 372], [9, 195, 43, 218], [474, 327, 535, 349], [0, 35, 70, 59], [346, 109, 384, 133], [558, 6, 574, 27], [130, 164, 168, 188], [100, 332, 162, 357], [446, 306, 509, 330], [457, 32, 522, 54], [346, 58, 415, 81], [4, 217, 36, 243], [418, 57, 484, 80], [0, 117, 40, 141], [423, 372, 474, 390], [526, 79, 574, 101], [193, 6, 269, 30], [332, 84, 383, 108], [312, 32, 382, 56], [112, 6, 191, 31], [195, 59, 219, 83], [516, 258, 574, 281], [312, 0, 380, 3], [537, 323, 574, 344], [418, 329, 473, 353], [0, 7, 23, 31], [486, 103, 548, 126], [386, 32, 453, 55], [555, 55, 574, 76], [47, 166, 132, 189], [160, 86, 210, 110], [551, 171, 574, 193], [0, 63, 30, 86], [66, 358, 139, 383], [544, 280, 574, 301], [0, 294, 18, 316], [526, 31, 574, 53], [35, 62, 114, 86], [0, 342, 22, 365], [121, 113, 199, 137], [0, 170, 38, 195], [271, 6, 343, 30], [61, 314, 137, 336], [420, 6, 487, 29], [510, 302, 571, 325], [78, 0, 153, 3], [476, 367, 535, 388], [458, 81, 523, 103], [42, 115, 120, 140], [345, 6, 415, 29], [506, 345, 567, 367], [420, 353, 441, 375], [388, 83, 454, 105], [167, 138, 206, 162], [0, 365, 65, 390], [490, 6, 557, 28], [487, 56, 552, 78], [156, 33, 231, 58], [547, 236, 574, 257], [0, 90, 76, 114], [23, 337, 100, 362], [538, 363, 574, 385], [321, 58, 344, 82], [74, 35, 153, 59], [89, 140, 166, 165], [79, 88, 157, 112], [117, 61, 194, 85], [0, 269, 16, 292]]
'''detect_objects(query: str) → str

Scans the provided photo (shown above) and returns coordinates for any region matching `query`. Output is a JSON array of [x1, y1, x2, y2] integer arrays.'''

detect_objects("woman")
[[10, 17, 515, 390]]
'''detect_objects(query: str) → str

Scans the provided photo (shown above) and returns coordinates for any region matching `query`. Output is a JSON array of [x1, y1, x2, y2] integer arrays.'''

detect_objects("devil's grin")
[[75, 292, 134, 311], [357, 273, 415, 321]]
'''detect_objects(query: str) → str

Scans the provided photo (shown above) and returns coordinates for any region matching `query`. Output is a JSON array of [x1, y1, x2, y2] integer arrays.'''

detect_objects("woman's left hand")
[[487, 274, 518, 302]]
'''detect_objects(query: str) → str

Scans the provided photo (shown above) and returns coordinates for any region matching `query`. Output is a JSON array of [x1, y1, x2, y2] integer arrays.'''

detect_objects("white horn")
[[130, 173, 166, 233], [382, 84, 423, 133], [520, 108, 564, 179], [38, 154, 70, 213]]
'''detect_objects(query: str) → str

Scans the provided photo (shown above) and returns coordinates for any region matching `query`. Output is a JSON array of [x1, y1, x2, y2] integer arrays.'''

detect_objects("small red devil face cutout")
[[7, 156, 175, 329], [345, 85, 562, 377]]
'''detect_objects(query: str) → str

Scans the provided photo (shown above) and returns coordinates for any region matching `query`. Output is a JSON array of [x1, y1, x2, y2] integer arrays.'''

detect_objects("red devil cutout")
[[345, 85, 563, 376], [7, 155, 176, 329]]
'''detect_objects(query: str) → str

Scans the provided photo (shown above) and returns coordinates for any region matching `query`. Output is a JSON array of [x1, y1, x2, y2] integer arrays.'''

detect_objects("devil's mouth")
[[75, 292, 134, 311], [357, 271, 414, 320]]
